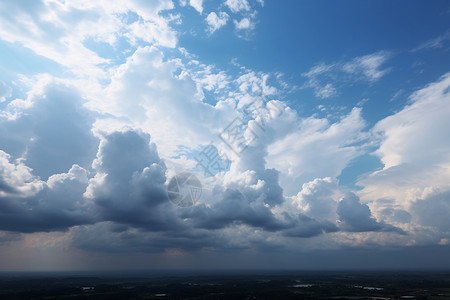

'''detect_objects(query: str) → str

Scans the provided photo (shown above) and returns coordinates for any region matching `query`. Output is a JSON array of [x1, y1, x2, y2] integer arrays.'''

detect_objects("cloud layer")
[[0, 0, 449, 269]]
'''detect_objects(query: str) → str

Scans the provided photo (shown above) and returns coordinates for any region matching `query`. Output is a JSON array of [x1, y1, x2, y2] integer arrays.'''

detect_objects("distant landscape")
[[0, 271, 449, 299]]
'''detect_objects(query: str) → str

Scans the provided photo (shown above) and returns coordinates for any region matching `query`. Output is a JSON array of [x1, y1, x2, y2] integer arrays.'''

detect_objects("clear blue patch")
[[194, 142, 231, 178], [0, 40, 64, 79], [338, 153, 384, 189]]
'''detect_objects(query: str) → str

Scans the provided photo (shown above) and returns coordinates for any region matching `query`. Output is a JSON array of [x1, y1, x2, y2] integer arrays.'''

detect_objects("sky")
[[0, 0, 450, 271]]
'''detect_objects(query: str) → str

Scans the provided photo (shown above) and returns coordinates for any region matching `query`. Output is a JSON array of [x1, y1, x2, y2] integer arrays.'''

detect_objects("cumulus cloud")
[[295, 177, 339, 221], [266, 107, 367, 195], [0, 159, 92, 233], [0, 79, 98, 180], [206, 12, 229, 33], [234, 17, 253, 31], [0, 67, 417, 254], [86, 129, 182, 231], [225, 0, 251, 13], [0, 150, 42, 197], [1, 0, 449, 263], [337, 192, 403, 233], [94, 45, 241, 164], [357, 72, 450, 225], [357, 70, 450, 239]]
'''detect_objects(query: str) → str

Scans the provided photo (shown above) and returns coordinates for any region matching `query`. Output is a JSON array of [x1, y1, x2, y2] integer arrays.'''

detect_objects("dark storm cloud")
[[181, 188, 289, 231], [0, 164, 93, 233], [71, 222, 221, 254], [283, 214, 339, 238]]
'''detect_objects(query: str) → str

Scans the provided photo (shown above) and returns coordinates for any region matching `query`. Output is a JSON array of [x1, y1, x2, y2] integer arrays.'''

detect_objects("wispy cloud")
[[303, 51, 391, 99], [412, 31, 450, 52], [342, 52, 391, 83]]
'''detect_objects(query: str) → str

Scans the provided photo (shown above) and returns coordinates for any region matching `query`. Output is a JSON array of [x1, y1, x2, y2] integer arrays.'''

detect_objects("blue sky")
[[0, 0, 450, 271]]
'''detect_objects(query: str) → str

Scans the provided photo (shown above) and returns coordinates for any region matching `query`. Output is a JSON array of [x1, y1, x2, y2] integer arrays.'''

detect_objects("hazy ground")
[[0, 270, 449, 299]]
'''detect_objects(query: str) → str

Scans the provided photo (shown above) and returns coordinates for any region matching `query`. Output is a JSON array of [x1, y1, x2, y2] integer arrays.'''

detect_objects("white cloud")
[[342, 51, 390, 83], [315, 83, 337, 99], [294, 177, 339, 221], [193, 66, 230, 90], [303, 52, 391, 99], [189, 0, 203, 14], [266, 107, 367, 195], [0, 0, 178, 78], [92, 46, 239, 162], [234, 17, 252, 30], [356, 72, 450, 243], [225, 0, 251, 13], [206, 12, 229, 33], [0, 65, 413, 252], [373, 72, 450, 169], [412, 31, 450, 52], [0, 150, 43, 198]]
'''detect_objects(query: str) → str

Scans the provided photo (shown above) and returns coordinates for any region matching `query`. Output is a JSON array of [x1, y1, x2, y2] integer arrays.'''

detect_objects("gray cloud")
[[0, 163, 92, 233], [0, 82, 98, 180], [283, 214, 338, 238], [182, 188, 289, 231], [337, 192, 404, 234], [87, 129, 183, 232], [411, 189, 450, 232]]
